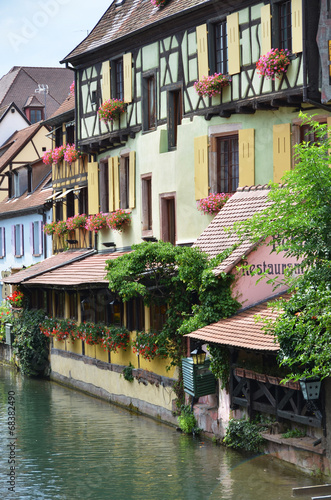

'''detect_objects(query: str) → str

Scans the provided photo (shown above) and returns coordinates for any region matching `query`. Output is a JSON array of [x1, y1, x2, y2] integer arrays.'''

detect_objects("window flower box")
[[255, 372, 267, 383], [66, 214, 87, 231], [52, 145, 66, 164], [197, 192, 232, 215], [267, 375, 279, 385], [151, 0, 166, 6], [194, 73, 231, 98], [98, 99, 126, 122], [245, 369, 257, 380], [256, 48, 291, 80], [64, 144, 83, 164], [106, 209, 131, 232], [42, 150, 53, 166], [235, 367, 245, 378], [85, 213, 108, 233]]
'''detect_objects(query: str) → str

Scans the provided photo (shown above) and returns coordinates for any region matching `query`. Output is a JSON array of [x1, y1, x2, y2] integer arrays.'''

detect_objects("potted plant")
[[54, 220, 68, 236], [66, 214, 87, 231], [42, 150, 53, 166], [194, 73, 231, 98], [197, 192, 232, 215], [70, 81, 75, 95], [98, 99, 126, 122], [52, 145, 66, 164], [107, 209, 131, 232], [85, 213, 108, 233], [43, 222, 58, 236], [7, 290, 24, 308], [64, 144, 83, 164], [101, 325, 130, 353], [256, 48, 291, 80]]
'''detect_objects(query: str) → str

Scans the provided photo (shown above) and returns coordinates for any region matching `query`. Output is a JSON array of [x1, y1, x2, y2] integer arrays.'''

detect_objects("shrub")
[[178, 405, 201, 434], [223, 418, 266, 453]]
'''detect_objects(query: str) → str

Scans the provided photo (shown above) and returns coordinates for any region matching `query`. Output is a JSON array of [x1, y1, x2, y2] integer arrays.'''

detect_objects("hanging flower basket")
[[54, 220, 69, 236], [7, 291, 24, 308], [42, 150, 53, 166], [256, 48, 291, 80], [194, 73, 231, 98], [151, 0, 166, 7], [70, 81, 75, 95], [197, 192, 232, 215], [85, 213, 108, 233], [66, 214, 87, 231], [107, 209, 131, 232], [64, 144, 83, 164], [98, 99, 126, 122], [52, 145, 66, 164], [44, 222, 58, 235]]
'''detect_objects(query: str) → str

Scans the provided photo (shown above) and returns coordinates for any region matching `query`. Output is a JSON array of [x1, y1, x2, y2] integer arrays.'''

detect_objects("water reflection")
[[0, 366, 318, 499]]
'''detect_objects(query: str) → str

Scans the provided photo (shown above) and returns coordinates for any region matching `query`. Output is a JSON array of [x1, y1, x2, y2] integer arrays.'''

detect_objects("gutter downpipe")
[[302, 0, 331, 112]]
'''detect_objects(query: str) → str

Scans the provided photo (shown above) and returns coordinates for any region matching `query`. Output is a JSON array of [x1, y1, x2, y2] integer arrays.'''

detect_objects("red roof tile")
[[62, 0, 210, 62], [22, 251, 130, 287], [185, 297, 282, 352], [4, 249, 95, 284], [193, 185, 273, 275]]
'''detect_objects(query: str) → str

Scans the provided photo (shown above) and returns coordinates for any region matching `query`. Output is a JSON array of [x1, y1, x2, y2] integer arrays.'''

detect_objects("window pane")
[[115, 59, 124, 100], [217, 135, 239, 193], [215, 21, 228, 74], [279, 1, 292, 51]]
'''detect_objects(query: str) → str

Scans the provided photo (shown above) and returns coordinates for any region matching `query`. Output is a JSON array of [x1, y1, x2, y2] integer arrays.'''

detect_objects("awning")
[[55, 188, 74, 200], [185, 297, 284, 352]]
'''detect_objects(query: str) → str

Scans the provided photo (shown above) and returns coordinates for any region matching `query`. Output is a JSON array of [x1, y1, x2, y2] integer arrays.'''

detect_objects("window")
[[160, 193, 176, 245], [66, 124, 75, 145], [11, 168, 28, 198], [126, 298, 145, 331], [279, 0, 292, 51], [168, 89, 182, 150], [12, 224, 24, 257], [120, 155, 130, 209], [142, 74, 156, 131], [31, 221, 43, 256], [150, 304, 167, 331], [68, 292, 78, 320], [66, 191, 75, 218], [214, 21, 228, 74], [54, 291, 65, 319], [79, 187, 88, 215], [113, 58, 124, 100], [99, 161, 109, 213], [0, 227, 5, 257], [29, 108, 43, 124], [141, 175, 152, 235], [55, 198, 63, 221], [55, 127, 63, 148], [216, 135, 239, 193]]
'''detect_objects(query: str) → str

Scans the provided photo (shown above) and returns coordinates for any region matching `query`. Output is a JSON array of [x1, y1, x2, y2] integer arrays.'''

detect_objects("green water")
[[0, 365, 318, 499]]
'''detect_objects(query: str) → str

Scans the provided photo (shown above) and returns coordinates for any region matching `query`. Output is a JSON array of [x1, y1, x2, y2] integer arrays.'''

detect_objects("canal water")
[[0, 365, 319, 500]]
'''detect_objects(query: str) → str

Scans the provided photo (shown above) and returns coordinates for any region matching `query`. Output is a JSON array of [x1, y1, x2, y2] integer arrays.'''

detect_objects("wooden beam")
[[219, 109, 232, 118], [292, 485, 331, 497], [271, 98, 297, 108], [236, 106, 255, 115]]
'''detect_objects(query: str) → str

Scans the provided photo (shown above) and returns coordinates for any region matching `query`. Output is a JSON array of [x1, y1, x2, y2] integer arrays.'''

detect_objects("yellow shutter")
[[101, 61, 111, 102], [123, 52, 132, 103], [227, 12, 240, 75], [196, 24, 209, 80], [194, 135, 209, 200], [129, 151, 135, 209], [113, 156, 120, 210], [88, 160, 99, 214], [239, 129, 255, 187], [273, 123, 292, 183], [260, 4, 271, 56], [292, 0, 303, 53], [108, 158, 114, 212]]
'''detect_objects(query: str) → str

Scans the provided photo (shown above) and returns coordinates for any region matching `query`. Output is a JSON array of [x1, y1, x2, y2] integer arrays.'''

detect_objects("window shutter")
[[101, 61, 111, 102], [88, 160, 100, 214], [30, 222, 34, 254], [113, 156, 120, 210], [39, 221, 43, 255], [108, 158, 114, 212], [20, 224, 24, 256], [129, 151, 136, 209], [227, 12, 240, 75], [292, 0, 303, 53], [12, 225, 15, 255], [196, 24, 209, 80], [123, 52, 132, 103], [194, 135, 209, 200], [1, 228, 5, 257], [273, 123, 292, 183], [260, 4, 271, 56], [239, 129, 255, 187]]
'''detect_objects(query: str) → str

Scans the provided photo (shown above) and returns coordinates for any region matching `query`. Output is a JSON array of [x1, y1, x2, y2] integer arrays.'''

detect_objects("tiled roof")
[[22, 251, 130, 287], [0, 122, 43, 171], [0, 172, 52, 218], [3, 249, 96, 284], [48, 93, 75, 119], [185, 297, 282, 352], [0, 67, 73, 118], [194, 186, 273, 275], [62, 0, 210, 62]]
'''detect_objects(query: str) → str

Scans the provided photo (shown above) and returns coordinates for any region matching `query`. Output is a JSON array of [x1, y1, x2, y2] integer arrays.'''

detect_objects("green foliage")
[[232, 115, 331, 381], [12, 309, 49, 377], [0, 303, 13, 341], [105, 241, 240, 373], [223, 418, 266, 453], [282, 428, 306, 439], [178, 405, 200, 434], [207, 344, 230, 390], [133, 330, 168, 361], [122, 362, 134, 382]]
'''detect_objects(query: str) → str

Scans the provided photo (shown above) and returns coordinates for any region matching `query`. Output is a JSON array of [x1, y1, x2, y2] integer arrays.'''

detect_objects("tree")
[[233, 114, 331, 380]]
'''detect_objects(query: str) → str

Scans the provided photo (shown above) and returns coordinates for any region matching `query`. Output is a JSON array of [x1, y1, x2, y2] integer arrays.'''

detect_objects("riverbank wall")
[[50, 346, 178, 427]]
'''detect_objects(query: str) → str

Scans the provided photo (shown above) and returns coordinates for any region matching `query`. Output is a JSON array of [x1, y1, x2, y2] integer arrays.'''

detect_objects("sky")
[[0, 0, 113, 78]]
